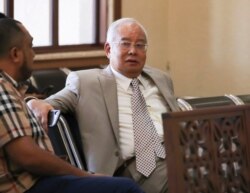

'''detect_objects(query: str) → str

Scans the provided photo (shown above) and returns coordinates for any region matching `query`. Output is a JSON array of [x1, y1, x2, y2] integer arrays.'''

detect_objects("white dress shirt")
[[110, 66, 169, 160]]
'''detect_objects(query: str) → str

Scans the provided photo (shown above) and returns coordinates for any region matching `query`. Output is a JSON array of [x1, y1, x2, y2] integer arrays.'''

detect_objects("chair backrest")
[[162, 105, 250, 193], [177, 94, 250, 111], [28, 68, 70, 97], [177, 96, 235, 111], [48, 114, 85, 170]]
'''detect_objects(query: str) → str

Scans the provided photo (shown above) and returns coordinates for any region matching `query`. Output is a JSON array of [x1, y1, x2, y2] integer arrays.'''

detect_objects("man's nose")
[[128, 45, 137, 55]]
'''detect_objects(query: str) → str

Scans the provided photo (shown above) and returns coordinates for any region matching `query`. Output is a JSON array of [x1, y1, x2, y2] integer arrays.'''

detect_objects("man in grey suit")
[[28, 18, 179, 193]]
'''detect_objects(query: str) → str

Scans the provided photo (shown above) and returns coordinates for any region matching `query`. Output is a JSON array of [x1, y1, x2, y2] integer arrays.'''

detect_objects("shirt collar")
[[0, 71, 28, 95], [110, 65, 146, 91], [0, 71, 19, 87]]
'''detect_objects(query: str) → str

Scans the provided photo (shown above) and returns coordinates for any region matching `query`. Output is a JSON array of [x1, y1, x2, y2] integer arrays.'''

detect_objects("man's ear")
[[9, 47, 23, 64], [104, 42, 111, 59]]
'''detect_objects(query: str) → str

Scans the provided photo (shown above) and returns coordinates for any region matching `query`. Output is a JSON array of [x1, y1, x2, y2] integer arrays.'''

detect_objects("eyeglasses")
[[112, 41, 148, 52]]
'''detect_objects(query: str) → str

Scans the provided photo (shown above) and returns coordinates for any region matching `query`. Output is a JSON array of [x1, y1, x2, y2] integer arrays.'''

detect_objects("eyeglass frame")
[[112, 41, 148, 52]]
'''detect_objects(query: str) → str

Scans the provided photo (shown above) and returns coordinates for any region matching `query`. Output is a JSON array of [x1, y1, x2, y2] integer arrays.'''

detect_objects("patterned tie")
[[131, 78, 166, 177]]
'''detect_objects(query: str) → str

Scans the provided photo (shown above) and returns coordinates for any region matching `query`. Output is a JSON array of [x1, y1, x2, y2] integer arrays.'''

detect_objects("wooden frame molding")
[[33, 50, 108, 70]]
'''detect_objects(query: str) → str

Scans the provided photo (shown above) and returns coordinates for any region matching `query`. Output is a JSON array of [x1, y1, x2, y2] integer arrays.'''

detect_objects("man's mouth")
[[126, 59, 138, 64]]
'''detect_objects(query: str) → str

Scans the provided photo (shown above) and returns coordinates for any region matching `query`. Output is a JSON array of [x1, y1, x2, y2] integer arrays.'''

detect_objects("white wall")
[[122, 0, 250, 97]]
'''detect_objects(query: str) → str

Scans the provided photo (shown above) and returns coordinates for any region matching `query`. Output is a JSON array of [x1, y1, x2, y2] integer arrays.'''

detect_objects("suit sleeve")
[[45, 71, 80, 113]]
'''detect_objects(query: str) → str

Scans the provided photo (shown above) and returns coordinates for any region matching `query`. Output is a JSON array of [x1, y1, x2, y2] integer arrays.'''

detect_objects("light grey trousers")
[[119, 158, 168, 193]]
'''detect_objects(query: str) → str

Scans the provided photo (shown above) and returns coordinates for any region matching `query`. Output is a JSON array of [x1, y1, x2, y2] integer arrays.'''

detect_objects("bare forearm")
[[23, 148, 89, 177], [5, 136, 91, 177]]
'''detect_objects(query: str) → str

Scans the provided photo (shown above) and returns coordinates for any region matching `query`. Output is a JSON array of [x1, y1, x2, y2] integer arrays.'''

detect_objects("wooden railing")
[[163, 105, 250, 193]]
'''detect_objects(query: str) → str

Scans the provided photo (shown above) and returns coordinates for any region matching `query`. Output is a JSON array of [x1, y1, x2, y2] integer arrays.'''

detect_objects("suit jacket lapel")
[[98, 66, 120, 141], [143, 68, 179, 112]]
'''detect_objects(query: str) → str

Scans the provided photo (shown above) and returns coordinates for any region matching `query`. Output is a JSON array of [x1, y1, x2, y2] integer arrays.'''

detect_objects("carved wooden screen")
[[162, 105, 250, 193]]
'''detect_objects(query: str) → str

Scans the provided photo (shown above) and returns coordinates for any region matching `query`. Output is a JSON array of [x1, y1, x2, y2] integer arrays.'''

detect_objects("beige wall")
[[121, 0, 169, 71], [122, 0, 250, 97]]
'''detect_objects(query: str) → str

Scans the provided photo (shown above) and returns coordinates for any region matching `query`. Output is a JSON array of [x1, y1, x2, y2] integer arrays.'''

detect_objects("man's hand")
[[27, 99, 54, 132]]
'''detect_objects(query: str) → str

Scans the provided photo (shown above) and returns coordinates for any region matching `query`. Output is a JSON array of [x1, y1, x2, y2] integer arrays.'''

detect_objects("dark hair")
[[0, 12, 8, 19], [0, 18, 24, 58]]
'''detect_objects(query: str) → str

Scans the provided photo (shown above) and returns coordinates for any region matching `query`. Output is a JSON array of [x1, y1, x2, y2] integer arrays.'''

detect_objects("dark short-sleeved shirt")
[[0, 72, 54, 193]]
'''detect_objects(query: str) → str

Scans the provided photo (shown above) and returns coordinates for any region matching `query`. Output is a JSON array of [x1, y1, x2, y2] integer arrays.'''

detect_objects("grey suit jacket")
[[46, 65, 179, 175]]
